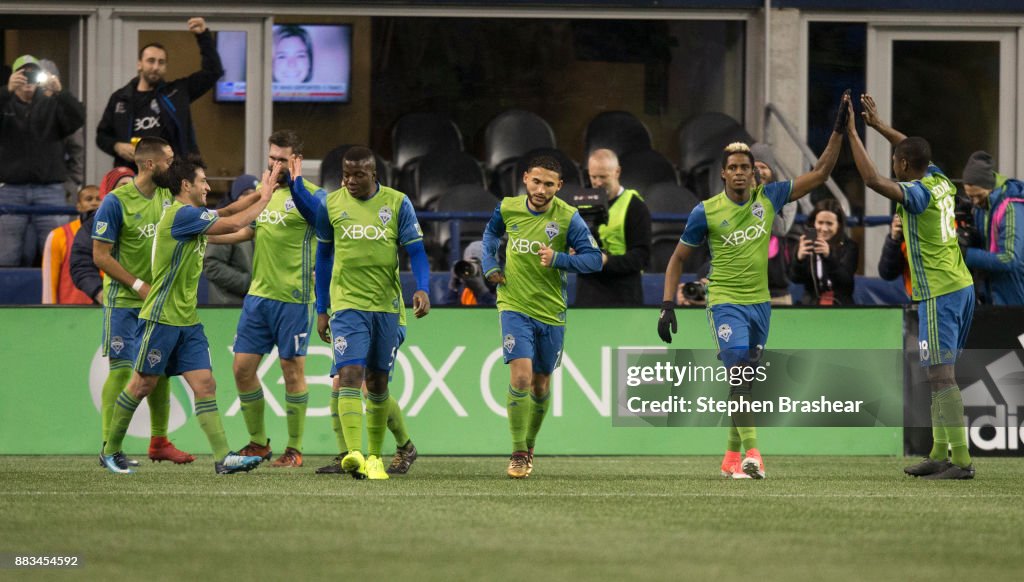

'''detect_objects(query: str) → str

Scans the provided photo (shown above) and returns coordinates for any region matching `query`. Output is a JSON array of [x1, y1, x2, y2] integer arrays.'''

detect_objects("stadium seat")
[[644, 181, 703, 273], [436, 184, 499, 266], [677, 112, 753, 199], [497, 147, 583, 198], [320, 144, 392, 192], [483, 109, 557, 172], [398, 151, 486, 211], [618, 149, 680, 195], [583, 110, 653, 158], [391, 112, 464, 172]]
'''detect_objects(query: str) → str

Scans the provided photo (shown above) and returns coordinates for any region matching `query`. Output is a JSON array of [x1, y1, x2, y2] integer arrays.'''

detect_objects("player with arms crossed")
[[658, 94, 848, 479], [314, 146, 430, 480], [845, 95, 975, 479], [101, 157, 280, 474], [482, 155, 603, 479]]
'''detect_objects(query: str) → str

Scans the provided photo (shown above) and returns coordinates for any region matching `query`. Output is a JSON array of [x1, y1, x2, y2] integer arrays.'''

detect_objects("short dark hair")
[[134, 137, 170, 161], [138, 42, 167, 61], [343, 146, 376, 170], [894, 137, 931, 174], [525, 155, 562, 179], [721, 142, 755, 169], [165, 155, 207, 196], [268, 130, 303, 156]]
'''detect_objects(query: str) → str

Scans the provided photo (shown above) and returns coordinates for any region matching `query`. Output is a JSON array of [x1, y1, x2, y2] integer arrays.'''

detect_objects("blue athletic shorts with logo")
[[707, 302, 771, 368], [328, 309, 401, 375], [233, 295, 315, 359], [134, 320, 212, 377], [102, 306, 141, 362], [500, 310, 565, 374], [918, 285, 974, 367]]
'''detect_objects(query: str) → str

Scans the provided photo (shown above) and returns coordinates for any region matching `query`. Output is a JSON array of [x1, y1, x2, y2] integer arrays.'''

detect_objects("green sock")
[[366, 390, 390, 457], [525, 392, 550, 450], [386, 395, 411, 447], [104, 390, 141, 455], [935, 386, 971, 467], [737, 425, 758, 452], [337, 387, 363, 453], [330, 390, 347, 454], [731, 382, 758, 451], [101, 364, 132, 442], [238, 388, 267, 445], [285, 390, 309, 451], [726, 423, 742, 453], [148, 375, 170, 438], [195, 397, 230, 460], [507, 385, 529, 453], [928, 396, 949, 461]]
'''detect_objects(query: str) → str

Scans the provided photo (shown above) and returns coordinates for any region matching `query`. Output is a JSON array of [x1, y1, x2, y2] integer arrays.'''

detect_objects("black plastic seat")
[[398, 151, 486, 211], [583, 111, 653, 158], [391, 112, 464, 173], [483, 109, 556, 172], [618, 149, 679, 195], [677, 112, 753, 199]]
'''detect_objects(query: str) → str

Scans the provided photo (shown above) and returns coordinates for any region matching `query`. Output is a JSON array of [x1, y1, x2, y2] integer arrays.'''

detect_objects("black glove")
[[657, 300, 677, 344], [833, 89, 851, 133]]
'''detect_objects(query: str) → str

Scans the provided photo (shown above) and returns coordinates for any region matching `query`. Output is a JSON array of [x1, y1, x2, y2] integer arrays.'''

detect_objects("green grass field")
[[2, 455, 1022, 581]]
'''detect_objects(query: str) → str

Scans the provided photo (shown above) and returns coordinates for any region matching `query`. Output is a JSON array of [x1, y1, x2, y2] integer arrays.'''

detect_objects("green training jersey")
[[897, 164, 973, 300], [248, 181, 321, 304], [92, 181, 173, 308], [680, 182, 793, 306], [315, 185, 424, 314], [140, 201, 219, 326]]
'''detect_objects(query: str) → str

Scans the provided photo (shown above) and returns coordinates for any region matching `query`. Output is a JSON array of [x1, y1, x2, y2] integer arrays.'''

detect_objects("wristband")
[[132, 279, 145, 292]]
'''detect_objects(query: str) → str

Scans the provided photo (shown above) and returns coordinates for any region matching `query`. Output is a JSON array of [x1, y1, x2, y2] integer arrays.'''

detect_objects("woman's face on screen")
[[274, 35, 311, 83]]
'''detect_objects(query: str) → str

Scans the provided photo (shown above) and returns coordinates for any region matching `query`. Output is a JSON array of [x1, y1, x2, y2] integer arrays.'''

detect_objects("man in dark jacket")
[[0, 54, 85, 266], [96, 17, 223, 169]]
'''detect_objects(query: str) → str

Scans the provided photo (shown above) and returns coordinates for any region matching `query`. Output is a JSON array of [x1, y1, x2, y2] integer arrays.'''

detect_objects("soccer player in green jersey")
[[482, 156, 603, 479], [210, 130, 322, 468], [92, 137, 194, 466], [846, 95, 975, 479], [314, 146, 431, 480], [658, 94, 848, 479], [101, 156, 280, 474]]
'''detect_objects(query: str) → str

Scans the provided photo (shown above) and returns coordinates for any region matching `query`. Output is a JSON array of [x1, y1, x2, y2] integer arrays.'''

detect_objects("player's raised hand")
[[317, 313, 330, 343], [187, 17, 207, 35], [412, 290, 431, 318], [538, 244, 555, 268], [487, 271, 506, 286], [657, 301, 677, 344], [860, 94, 881, 129], [261, 161, 283, 199], [288, 155, 303, 185], [845, 96, 856, 133], [833, 89, 851, 134]]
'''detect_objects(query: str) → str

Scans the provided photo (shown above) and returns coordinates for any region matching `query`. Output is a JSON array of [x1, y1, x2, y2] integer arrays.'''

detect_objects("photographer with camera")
[[789, 198, 858, 306], [575, 149, 651, 306], [0, 54, 85, 267], [447, 241, 496, 306], [960, 151, 1024, 305]]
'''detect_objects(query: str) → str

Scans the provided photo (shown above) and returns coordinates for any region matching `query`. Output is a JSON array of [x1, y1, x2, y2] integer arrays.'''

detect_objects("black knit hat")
[[963, 151, 996, 189]]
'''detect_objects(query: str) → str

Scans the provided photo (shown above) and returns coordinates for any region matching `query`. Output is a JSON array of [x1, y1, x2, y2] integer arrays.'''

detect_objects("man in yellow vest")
[[576, 148, 652, 306]]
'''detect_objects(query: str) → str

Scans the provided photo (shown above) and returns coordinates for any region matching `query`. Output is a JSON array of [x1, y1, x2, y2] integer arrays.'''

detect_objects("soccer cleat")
[[315, 456, 344, 474], [148, 436, 196, 464], [101, 452, 135, 474], [720, 451, 742, 478], [386, 441, 418, 475], [741, 448, 766, 479], [903, 457, 951, 477], [237, 439, 272, 461], [526, 447, 535, 477], [920, 463, 975, 480], [99, 442, 139, 467], [215, 452, 263, 475], [366, 455, 390, 480], [270, 447, 303, 468], [507, 452, 530, 479], [341, 451, 367, 480]]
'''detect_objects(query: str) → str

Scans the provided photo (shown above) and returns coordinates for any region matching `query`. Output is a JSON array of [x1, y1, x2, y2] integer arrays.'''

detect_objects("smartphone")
[[803, 224, 818, 241]]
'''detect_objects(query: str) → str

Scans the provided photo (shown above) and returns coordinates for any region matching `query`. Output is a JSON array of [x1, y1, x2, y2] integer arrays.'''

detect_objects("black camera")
[[557, 185, 608, 247], [25, 69, 48, 85], [955, 195, 983, 250], [452, 259, 481, 279], [682, 281, 705, 302]]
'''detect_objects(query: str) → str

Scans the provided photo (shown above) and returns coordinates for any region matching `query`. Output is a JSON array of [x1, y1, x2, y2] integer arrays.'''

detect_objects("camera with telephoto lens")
[[954, 194, 983, 250], [27, 70, 49, 85], [452, 258, 481, 279], [682, 281, 705, 302], [557, 186, 608, 247]]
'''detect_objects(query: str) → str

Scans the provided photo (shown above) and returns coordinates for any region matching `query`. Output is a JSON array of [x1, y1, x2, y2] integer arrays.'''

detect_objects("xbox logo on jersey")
[[89, 347, 194, 436]]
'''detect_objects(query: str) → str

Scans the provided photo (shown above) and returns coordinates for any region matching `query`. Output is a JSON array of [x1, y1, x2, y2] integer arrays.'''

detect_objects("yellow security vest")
[[597, 189, 641, 255]]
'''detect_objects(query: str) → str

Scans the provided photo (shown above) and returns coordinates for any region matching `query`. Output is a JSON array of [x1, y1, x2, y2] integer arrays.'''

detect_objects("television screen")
[[215, 24, 352, 103]]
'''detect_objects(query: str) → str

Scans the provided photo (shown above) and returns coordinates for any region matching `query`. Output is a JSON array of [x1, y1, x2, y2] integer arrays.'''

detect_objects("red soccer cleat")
[[720, 450, 743, 478], [149, 436, 196, 464]]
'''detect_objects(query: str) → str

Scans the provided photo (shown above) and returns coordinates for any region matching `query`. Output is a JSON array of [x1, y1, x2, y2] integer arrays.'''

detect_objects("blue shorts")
[[134, 320, 212, 377], [233, 296, 315, 360], [500, 311, 565, 375], [707, 302, 771, 368], [102, 306, 141, 362], [329, 309, 401, 375], [918, 285, 974, 367]]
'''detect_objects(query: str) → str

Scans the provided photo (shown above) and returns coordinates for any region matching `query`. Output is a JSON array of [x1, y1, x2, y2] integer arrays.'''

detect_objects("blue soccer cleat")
[[215, 452, 263, 474], [101, 451, 135, 474]]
